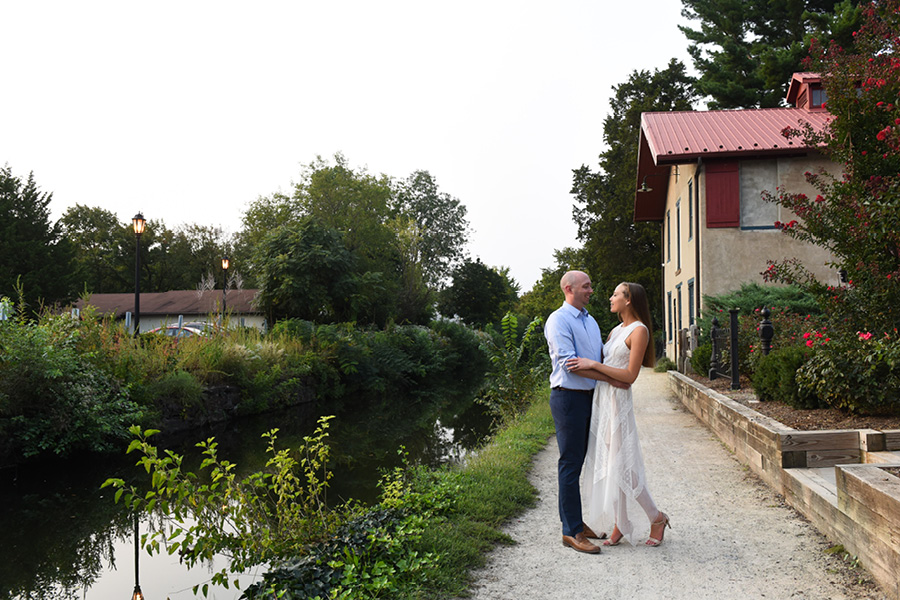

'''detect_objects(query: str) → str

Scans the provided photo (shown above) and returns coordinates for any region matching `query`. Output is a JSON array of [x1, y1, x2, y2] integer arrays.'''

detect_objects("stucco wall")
[[660, 154, 840, 361], [700, 154, 838, 301]]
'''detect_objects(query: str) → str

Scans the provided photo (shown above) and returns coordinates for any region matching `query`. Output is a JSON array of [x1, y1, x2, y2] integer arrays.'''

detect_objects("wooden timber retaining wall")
[[670, 372, 900, 600]]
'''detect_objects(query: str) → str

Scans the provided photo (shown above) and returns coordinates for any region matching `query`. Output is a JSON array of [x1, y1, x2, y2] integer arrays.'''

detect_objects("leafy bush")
[[478, 312, 549, 421], [0, 314, 141, 459], [690, 343, 712, 376], [654, 356, 677, 372], [797, 332, 900, 414], [144, 370, 204, 419], [751, 346, 822, 409]]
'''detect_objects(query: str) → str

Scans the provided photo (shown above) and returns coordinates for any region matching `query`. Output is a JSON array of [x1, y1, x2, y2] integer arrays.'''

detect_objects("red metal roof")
[[641, 107, 830, 165], [634, 103, 831, 222]]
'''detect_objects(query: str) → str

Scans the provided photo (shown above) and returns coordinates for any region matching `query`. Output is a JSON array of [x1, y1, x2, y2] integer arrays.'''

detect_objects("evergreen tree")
[[680, 0, 862, 108], [0, 166, 76, 311]]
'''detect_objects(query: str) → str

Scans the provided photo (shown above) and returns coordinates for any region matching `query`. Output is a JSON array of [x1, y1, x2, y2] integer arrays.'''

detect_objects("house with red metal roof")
[[634, 72, 840, 365]]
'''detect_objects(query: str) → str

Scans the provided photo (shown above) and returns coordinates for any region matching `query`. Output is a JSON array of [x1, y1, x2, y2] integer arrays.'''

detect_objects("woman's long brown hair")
[[621, 282, 656, 368]]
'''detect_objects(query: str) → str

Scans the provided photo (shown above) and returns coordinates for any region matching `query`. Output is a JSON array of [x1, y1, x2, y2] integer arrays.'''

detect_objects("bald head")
[[560, 270, 593, 310]]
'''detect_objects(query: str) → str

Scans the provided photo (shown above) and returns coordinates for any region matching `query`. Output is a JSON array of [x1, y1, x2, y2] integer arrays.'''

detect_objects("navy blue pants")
[[549, 387, 593, 537]]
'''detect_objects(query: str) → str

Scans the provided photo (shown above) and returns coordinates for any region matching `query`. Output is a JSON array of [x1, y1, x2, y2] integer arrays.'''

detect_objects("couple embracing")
[[545, 270, 670, 554]]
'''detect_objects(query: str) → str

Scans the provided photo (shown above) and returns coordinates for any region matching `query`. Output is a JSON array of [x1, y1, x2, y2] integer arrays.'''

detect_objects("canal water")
[[0, 388, 492, 599]]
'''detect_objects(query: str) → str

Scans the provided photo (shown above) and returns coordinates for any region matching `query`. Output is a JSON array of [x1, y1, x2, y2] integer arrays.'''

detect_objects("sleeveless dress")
[[582, 321, 654, 545]]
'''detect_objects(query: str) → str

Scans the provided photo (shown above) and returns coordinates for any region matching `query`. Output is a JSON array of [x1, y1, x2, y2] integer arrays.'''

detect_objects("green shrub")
[[146, 370, 204, 420], [751, 346, 821, 409], [654, 356, 677, 372], [698, 283, 820, 338], [690, 343, 712, 376], [797, 333, 900, 415], [478, 312, 549, 421], [0, 315, 141, 458]]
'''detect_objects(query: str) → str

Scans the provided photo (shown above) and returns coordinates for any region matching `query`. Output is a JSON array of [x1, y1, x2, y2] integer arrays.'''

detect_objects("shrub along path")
[[463, 369, 884, 600]]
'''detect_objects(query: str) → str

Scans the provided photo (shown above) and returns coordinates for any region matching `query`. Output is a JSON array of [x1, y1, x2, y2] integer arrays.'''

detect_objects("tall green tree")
[[0, 166, 76, 311], [680, 0, 862, 108], [253, 217, 385, 324], [60, 204, 127, 294], [572, 60, 697, 330], [392, 170, 470, 288], [438, 258, 518, 328], [237, 156, 469, 324]]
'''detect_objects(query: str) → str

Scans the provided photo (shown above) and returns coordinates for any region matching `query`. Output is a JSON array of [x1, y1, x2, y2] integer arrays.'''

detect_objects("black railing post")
[[759, 307, 774, 356], [729, 308, 740, 390], [709, 317, 720, 380]]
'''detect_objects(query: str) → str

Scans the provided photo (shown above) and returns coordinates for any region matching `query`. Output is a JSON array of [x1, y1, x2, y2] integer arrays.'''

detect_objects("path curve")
[[465, 369, 885, 600]]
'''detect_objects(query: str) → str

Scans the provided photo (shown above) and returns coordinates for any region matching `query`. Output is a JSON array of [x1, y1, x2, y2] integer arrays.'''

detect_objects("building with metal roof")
[[74, 289, 264, 332], [634, 73, 840, 366]]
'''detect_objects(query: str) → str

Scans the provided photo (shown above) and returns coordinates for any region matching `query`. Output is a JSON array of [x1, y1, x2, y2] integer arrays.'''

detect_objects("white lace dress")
[[582, 321, 655, 545]]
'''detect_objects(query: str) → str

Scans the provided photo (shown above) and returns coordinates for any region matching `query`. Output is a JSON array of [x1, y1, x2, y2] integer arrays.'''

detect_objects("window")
[[810, 85, 827, 108], [667, 291, 673, 342], [706, 161, 739, 227], [688, 279, 695, 326], [676, 199, 682, 270], [688, 179, 694, 241], [666, 210, 671, 262], [676, 284, 683, 333], [740, 159, 778, 229]]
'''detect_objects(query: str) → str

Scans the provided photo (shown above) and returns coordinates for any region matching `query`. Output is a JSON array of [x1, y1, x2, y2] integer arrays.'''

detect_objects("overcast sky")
[[1, 1, 695, 292]]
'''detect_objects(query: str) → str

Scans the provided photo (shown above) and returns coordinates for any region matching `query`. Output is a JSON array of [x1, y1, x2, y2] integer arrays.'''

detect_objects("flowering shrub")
[[762, 0, 900, 338], [760, 2, 900, 414], [796, 332, 900, 414]]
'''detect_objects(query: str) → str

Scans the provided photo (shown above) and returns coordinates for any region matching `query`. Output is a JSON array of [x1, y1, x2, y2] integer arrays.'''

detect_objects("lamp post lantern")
[[222, 256, 229, 321], [132, 213, 146, 335]]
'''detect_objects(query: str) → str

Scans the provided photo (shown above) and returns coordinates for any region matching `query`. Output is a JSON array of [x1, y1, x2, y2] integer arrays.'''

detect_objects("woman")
[[565, 282, 670, 547]]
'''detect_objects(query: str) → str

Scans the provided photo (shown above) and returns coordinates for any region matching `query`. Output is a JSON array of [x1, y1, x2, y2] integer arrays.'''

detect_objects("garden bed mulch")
[[684, 372, 900, 432]]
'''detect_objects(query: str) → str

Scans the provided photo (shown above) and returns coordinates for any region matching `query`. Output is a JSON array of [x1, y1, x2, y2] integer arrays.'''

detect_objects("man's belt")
[[552, 386, 594, 394]]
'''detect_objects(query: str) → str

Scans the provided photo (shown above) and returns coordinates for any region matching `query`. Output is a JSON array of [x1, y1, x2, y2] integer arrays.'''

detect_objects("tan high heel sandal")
[[645, 512, 671, 547]]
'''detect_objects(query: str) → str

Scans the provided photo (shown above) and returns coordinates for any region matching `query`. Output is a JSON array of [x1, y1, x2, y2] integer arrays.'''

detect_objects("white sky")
[[1, 1, 694, 292]]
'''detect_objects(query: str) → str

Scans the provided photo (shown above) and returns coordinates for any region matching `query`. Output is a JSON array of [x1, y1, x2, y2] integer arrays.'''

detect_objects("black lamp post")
[[222, 256, 229, 320], [132, 213, 146, 335], [132, 510, 145, 600]]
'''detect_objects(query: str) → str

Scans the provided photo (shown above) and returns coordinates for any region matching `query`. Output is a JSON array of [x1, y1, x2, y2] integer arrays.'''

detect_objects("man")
[[544, 270, 622, 554]]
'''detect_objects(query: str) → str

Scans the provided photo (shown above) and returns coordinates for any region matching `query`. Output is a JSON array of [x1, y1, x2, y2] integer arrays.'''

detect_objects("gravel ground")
[[464, 369, 886, 600]]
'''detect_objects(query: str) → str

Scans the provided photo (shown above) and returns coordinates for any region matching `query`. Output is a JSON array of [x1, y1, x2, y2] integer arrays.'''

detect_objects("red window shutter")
[[706, 161, 739, 228]]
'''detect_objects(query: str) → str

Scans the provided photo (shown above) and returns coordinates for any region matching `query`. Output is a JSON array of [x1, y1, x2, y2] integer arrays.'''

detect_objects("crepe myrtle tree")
[[762, 0, 900, 336]]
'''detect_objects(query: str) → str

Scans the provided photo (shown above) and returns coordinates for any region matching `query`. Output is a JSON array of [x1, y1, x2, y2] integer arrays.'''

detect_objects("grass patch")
[[405, 385, 554, 599]]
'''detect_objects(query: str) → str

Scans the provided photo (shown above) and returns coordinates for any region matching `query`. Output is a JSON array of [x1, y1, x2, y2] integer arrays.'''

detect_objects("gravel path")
[[465, 369, 885, 600]]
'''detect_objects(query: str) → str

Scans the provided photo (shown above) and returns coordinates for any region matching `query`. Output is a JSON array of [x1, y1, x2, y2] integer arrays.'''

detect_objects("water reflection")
[[0, 386, 491, 599]]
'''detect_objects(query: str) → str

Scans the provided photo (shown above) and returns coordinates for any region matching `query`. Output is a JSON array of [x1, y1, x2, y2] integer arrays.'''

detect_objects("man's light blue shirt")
[[545, 301, 604, 391]]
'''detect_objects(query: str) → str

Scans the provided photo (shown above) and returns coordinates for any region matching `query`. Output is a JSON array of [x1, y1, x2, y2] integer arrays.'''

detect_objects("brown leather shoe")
[[581, 524, 607, 540], [562, 532, 601, 554]]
